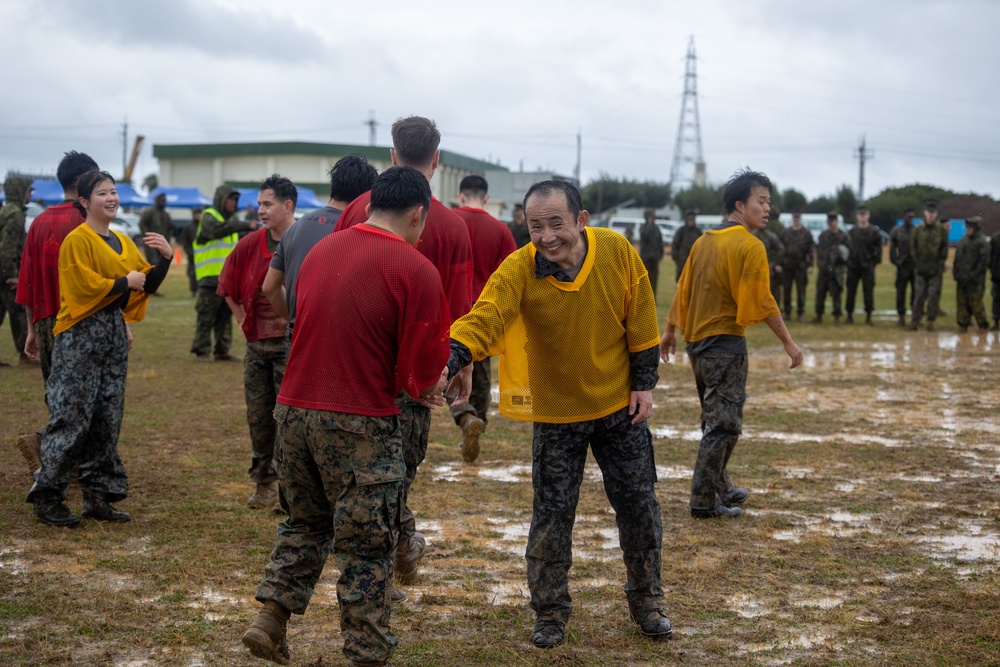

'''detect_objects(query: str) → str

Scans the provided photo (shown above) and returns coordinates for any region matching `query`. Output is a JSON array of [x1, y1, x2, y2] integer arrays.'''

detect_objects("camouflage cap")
[[967, 215, 982, 228], [925, 199, 938, 212], [827, 210, 838, 219]]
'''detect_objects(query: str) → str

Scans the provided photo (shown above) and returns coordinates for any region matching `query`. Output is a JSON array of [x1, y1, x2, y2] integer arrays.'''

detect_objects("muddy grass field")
[[1, 261, 998, 666]]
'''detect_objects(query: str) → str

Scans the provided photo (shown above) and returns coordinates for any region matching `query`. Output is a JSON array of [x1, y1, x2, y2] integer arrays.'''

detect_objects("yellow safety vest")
[[192, 208, 239, 281]]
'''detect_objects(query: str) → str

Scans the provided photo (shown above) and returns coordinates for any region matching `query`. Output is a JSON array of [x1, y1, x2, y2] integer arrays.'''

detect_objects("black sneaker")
[[531, 619, 565, 649]]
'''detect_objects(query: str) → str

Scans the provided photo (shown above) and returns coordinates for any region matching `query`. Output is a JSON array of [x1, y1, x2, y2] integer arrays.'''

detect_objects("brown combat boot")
[[809, 315, 823, 324], [395, 532, 426, 584], [907, 319, 920, 331], [247, 481, 279, 509], [16, 432, 42, 474], [459, 414, 484, 463], [242, 600, 291, 665]]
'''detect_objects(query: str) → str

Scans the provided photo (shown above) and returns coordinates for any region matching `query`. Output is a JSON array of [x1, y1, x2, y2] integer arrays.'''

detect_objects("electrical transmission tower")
[[669, 36, 706, 191], [854, 135, 874, 202]]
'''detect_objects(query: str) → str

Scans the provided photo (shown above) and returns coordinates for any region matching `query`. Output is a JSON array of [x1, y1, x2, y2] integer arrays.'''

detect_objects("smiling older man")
[[448, 179, 670, 649]]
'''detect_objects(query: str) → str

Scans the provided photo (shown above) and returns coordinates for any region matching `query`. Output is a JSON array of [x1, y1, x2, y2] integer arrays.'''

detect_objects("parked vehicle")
[[601, 217, 680, 245], [110, 212, 144, 248]]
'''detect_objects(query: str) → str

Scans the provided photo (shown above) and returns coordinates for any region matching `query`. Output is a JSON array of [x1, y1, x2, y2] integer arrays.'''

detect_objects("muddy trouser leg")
[[27, 310, 128, 504], [831, 271, 844, 316], [862, 267, 876, 314], [956, 282, 971, 327], [0, 285, 27, 356], [245, 338, 287, 485], [527, 420, 592, 624], [993, 281, 1000, 321], [815, 272, 829, 316], [589, 409, 662, 613], [895, 268, 911, 316], [912, 274, 928, 323], [213, 294, 233, 356], [396, 394, 431, 544], [845, 268, 860, 315], [926, 274, 942, 321], [970, 281, 989, 328], [689, 352, 748, 510], [257, 407, 402, 664], [191, 286, 217, 355]]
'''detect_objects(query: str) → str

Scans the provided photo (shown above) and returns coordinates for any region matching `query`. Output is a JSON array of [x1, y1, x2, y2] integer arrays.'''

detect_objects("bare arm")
[[262, 267, 289, 321], [659, 321, 677, 362], [765, 314, 802, 369], [225, 296, 246, 328]]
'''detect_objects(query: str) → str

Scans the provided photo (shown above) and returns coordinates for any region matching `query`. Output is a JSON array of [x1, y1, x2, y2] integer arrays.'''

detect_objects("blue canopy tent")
[[150, 186, 211, 208], [116, 183, 151, 208], [6, 180, 67, 205], [235, 186, 326, 211]]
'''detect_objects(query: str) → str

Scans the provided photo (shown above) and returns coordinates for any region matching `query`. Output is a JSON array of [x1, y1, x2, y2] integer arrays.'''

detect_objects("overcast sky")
[[2, 0, 997, 202]]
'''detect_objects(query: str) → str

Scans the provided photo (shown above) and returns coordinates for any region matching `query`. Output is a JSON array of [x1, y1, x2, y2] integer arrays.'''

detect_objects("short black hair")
[[459, 175, 488, 199], [329, 154, 378, 202], [370, 166, 431, 214], [391, 116, 441, 167], [523, 179, 583, 219], [722, 168, 773, 215], [56, 151, 99, 191], [259, 174, 298, 207]]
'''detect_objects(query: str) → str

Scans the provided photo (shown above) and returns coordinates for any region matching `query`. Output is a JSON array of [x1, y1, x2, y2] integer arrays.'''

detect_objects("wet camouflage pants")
[[993, 281, 1000, 322], [449, 358, 491, 427], [527, 407, 663, 623], [895, 266, 915, 316], [845, 266, 876, 315], [257, 405, 403, 665], [689, 352, 748, 510], [244, 337, 287, 484], [0, 282, 27, 358], [955, 281, 988, 329], [912, 273, 943, 323], [26, 308, 129, 505], [34, 315, 57, 387], [190, 285, 232, 356], [397, 393, 431, 543], [782, 265, 809, 317], [815, 270, 843, 316]]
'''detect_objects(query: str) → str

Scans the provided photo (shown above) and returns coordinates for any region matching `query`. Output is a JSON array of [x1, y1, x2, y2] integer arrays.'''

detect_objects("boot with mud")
[[395, 532, 426, 584], [865, 313, 873, 326], [82, 490, 131, 522], [247, 481, 279, 509], [926, 321, 935, 332], [16, 432, 41, 473], [845, 313, 854, 324], [628, 597, 673, 641], [897, 315, 906, 327], [907, 318, 920, 331], [32, 493, 80, 527], [809, 315, 823, 324], [242, 600, 291, 665], [833, 315, 841, 326], [459, 413, 484, 463]]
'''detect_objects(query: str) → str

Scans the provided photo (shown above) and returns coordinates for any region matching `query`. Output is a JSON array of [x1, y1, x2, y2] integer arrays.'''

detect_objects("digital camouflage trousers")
[[912, 273, 943, 323], [689, 352, 748, 510], [397, 393, 431, 544], [244, 337, 287, 484], [528, 407, 663, 623], [257, 405, 403, 665], [955, 281, 988, 329], [26, 308, 129, 505]]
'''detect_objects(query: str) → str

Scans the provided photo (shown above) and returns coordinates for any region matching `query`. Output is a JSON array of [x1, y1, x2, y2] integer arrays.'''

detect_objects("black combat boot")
[[530, 618, 565, 648], [82, 490, 131, 522], [845, 313, 854, 324], [33, 494, 80, 527], [865, 313, 873, 326]]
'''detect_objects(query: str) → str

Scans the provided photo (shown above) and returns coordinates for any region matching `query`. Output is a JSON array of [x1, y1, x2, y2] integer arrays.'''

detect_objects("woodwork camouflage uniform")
[[814, 227, 848, 317], [752, 228, 784, 302], [0, 175, 32, 357], [910, 220, 949, 326], [952, 224, 990, 330], [779, 225, 814, 318], [890, 221, 916, 319], [257, 405, 403, 664], [244, 337, 287, 485], [845, 224, 882, 317], [671, 222, 702, 282], [639, 221, 663, 300]]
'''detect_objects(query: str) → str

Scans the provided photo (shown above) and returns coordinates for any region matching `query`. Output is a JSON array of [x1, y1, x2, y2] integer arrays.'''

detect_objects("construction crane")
[[123, 135, 145, 183]]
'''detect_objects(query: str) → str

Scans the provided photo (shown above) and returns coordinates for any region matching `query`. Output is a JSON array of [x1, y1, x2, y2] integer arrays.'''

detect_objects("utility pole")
[[121, 117, 128, 180], [573, 129, 582, 185], [855, 135, 874, 202], [669, 36, 706, 191], [364, 111, 378, 147]]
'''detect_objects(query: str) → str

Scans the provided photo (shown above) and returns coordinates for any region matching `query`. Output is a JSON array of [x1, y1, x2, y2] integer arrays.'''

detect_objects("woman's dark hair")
[[73, 170, 116, 217]]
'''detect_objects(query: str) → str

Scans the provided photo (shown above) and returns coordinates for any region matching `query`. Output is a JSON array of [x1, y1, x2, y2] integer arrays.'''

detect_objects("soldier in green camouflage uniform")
[[507, 203, 531, 249], [811, 212, 848, 324], [844, 205, 882, 325], [991, 229, 1000, 331], [780, 212, 814, 321], [890, 209, 916, 326], [138, 193, 174, 271], [671, 209, 702, 281], [908, 202, 949, 331], [0, 175, 33, 362], [752, 226, 784, 302], [952, 216, 990, 332]]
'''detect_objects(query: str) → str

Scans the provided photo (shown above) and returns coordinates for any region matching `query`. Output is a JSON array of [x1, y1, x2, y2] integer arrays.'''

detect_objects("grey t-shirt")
[[270, 205, 341, 324]]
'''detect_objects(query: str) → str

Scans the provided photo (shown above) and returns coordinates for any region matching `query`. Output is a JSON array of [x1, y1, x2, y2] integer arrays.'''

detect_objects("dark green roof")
[[153, 141, 508, 172]]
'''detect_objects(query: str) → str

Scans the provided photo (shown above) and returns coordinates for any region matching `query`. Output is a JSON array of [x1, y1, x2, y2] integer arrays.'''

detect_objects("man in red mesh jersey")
[[242, 166, 452, 667], [335, 115, 473, 591]]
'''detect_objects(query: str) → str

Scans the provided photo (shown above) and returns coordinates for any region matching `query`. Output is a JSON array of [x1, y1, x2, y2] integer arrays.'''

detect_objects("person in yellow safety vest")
[[190, 185, 254, 361]]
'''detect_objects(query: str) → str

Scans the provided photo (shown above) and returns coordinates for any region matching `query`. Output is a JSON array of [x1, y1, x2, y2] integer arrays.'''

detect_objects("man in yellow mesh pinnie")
[[661, 168, 803, 520], [448, 180, 671, 649]]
